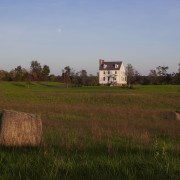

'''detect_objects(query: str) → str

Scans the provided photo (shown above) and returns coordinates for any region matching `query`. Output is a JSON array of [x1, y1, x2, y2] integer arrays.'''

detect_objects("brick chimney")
[[99, 59, 104, 67]]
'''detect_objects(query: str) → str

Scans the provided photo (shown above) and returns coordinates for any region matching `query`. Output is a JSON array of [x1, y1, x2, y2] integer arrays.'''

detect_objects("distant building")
[[99, 59, 127, 86]]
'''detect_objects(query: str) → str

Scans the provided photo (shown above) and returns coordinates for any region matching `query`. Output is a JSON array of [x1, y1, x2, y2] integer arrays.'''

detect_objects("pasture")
[[0, 82, 180, 179]]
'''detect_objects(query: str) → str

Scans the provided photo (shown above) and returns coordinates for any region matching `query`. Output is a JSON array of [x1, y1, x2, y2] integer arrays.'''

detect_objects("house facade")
[[99, 59, 127, 86]]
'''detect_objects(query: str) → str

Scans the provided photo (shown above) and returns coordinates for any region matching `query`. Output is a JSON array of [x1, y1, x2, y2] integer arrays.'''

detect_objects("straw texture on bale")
[[0, 110, 42, 146], [175, 111, 180, 121]]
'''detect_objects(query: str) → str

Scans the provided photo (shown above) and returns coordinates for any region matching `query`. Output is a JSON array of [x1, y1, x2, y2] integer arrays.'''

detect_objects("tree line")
[[126, 63, 180, 86], [0, 61, 99, 86], [0, 60, 180, 86]]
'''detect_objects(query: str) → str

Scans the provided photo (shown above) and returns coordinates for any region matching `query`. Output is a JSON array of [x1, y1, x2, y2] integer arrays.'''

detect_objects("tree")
[[49, 74, 56, 82], [41, 65, 50, 80], [156, 66, 169, 84], [71, 72, 81, 86], [156, 66, 169, 76], [9, 69, 16, 81], [133, 70, 141, 84], [64, 66, 71, 76], [14, 65, 23, 81], [15, 65, 22, 72], [86, 74, 98, 86], [30, 60, 42, 81], [62, 66, 72, 88], [71, 69, 88, 86], [0, 70, 8, 81], [148, 69, 158, 84], [172, 62, 180, 84], [9, 66, 28, 81], [79, 69, 88, 85], [126, 64, 135, 87]]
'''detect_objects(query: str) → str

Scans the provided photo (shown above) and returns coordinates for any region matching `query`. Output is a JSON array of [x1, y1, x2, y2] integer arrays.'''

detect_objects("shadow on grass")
[[0, 145, 41, 153], [12, 82, 26, 87], [12, 82, 35, 88], [39, 83, 67, 89]]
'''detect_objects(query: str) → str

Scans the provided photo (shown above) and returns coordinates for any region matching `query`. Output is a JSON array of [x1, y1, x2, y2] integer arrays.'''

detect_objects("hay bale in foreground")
[[175, 111, 180, 121], [0, 110, 42, 146]]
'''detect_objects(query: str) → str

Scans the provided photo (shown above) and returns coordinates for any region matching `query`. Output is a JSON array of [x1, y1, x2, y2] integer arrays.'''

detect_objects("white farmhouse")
[[99, 59, 127, 86]]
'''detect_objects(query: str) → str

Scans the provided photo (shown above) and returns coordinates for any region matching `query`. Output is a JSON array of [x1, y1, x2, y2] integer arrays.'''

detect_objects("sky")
[[0, 0, 180, 75]]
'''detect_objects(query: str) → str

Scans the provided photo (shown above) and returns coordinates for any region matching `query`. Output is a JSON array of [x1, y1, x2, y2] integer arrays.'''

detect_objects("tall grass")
[[0, 82, 180, 179]]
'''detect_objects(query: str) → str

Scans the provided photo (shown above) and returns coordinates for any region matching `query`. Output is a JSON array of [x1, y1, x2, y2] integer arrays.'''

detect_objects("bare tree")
[[148, 69, 158, 84], [126, 64, 135, 87]]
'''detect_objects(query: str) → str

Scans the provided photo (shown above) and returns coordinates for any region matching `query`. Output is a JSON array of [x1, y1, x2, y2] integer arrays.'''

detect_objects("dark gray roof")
[[99, 61, 122, 70]]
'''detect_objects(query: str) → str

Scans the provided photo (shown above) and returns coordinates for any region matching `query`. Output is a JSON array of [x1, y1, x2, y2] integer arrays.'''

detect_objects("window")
[[115, 64, 119, 68], [103, 71, 105, 74], [103, 64, 107, 69], [115, 71, 117, 74], [103, 77, 105, 81], [108, 71, 110, 74]]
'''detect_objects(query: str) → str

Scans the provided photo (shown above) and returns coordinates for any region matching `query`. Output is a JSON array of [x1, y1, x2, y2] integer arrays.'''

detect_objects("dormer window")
[[103, 64, 107, 69], [115, 64, 118, 68]]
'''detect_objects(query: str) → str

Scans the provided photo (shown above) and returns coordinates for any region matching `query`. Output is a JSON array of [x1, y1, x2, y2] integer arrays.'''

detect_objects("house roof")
[[99, 61, 122, 70]]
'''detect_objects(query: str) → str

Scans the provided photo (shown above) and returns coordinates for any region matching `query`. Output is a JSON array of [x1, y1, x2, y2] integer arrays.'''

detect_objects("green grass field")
[[0, 82, 180, 179]]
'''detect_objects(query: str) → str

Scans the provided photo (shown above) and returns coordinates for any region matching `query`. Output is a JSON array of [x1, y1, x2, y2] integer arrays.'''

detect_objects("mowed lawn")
[[0, 82, 180, 179]]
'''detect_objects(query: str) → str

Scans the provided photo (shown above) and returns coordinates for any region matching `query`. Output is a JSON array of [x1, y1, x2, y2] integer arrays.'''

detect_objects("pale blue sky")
[[0, 0, 180, 75]]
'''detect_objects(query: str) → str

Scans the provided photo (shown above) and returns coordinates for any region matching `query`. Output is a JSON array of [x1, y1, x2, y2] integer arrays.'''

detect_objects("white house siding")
[[99, 60, 127, 86]]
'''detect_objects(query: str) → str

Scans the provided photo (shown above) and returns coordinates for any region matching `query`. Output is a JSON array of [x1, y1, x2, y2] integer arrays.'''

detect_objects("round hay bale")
[[0, 110, 42, 147], [175, 110, 180, 121]]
